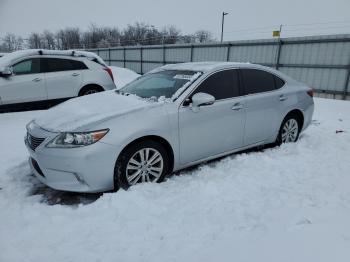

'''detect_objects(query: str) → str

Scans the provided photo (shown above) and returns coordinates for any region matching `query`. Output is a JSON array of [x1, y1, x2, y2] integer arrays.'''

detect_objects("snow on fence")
[[86, 34, 350, 100]]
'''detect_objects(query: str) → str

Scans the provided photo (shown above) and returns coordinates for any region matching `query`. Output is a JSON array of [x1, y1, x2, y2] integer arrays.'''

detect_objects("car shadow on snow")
[[23, 172, 102, 206], [28, 180, 103, 206]]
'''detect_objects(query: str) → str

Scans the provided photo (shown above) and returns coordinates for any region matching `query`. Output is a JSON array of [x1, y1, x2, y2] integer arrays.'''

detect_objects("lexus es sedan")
[[0, 49, 116, 112], [25, 62, 314, 192]]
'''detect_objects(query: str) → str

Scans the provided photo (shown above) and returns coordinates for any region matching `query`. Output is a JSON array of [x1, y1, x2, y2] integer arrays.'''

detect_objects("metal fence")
[[87, 34, 350, 100]]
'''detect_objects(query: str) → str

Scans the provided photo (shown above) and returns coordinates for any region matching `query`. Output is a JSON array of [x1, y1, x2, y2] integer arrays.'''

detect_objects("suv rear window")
[[42, 58, 87, 72]]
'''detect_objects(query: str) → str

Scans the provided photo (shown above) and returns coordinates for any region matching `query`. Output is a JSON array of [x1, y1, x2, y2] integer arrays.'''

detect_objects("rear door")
[[42, 58, 85, 99], [240, 68, 283, 145], [0, 58, 47, 105]]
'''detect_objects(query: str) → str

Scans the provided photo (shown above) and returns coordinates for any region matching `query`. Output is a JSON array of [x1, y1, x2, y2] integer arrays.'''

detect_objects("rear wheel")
[[79, 86, 103, 96], [276, 114, 301, 145], [114, 140, 170, 189]]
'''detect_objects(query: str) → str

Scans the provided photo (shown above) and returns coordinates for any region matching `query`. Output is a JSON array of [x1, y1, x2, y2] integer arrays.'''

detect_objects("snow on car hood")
[[34, 90, 155, 132]]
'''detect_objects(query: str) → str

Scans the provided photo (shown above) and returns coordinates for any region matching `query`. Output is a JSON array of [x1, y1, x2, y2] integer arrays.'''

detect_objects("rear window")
[[241, 69, 276, 95]]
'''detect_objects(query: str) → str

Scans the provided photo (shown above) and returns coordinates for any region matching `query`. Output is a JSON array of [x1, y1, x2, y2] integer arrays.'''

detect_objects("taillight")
[[307, 89, 314, 97], [104, 67, 114, 82]]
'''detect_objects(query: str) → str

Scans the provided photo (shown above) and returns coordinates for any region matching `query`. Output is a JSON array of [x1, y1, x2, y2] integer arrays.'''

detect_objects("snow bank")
[[0, 98, 350, 262], [110, 66, 139, 89]]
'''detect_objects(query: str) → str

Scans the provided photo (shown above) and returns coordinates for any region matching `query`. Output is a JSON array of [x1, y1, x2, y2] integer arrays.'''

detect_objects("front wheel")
[[114, 140, 170, 189], [276, 114, 301, 145]]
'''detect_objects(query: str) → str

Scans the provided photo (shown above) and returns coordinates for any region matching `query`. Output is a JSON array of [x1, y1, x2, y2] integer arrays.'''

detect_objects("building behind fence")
[[87, 34, 350, 100]]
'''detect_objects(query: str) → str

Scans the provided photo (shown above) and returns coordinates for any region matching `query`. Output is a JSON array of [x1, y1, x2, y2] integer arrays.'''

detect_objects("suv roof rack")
[[36, 49, 107, 66]]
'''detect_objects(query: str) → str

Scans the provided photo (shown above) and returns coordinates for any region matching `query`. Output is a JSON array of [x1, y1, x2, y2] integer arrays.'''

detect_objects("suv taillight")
[[104, 67, 114, 82], [307, 89, 314, 97]]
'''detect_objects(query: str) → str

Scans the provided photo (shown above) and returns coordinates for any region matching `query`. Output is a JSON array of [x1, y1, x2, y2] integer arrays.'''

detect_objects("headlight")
[[46, 129, 109, 148]]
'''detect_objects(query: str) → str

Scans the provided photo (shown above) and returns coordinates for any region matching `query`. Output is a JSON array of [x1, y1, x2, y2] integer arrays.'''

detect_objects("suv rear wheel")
[[79, 85, 103, 96]]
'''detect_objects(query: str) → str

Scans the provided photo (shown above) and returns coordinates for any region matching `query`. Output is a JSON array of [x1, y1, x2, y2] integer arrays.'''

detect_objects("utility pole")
[[221, 12, 228, 42], [279, 24, 283, 39]]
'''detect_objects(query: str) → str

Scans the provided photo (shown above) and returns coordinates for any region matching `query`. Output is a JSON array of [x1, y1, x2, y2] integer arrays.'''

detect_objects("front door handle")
[[72, 72, 80, 76], [231, 103, 244, 111], [279, 94, 288, 101], [32, 77, 42, 82]]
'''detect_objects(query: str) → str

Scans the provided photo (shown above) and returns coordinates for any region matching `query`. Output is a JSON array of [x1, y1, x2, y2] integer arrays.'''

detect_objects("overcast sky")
[[1, 0, 349, 41]]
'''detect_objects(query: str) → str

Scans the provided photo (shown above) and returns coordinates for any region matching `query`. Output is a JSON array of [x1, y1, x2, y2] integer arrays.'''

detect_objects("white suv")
[[0, 49, 116, 111]]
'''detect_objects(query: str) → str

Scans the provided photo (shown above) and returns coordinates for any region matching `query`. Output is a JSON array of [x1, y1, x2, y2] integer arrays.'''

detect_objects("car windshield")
[[120, 70, 201, 98]]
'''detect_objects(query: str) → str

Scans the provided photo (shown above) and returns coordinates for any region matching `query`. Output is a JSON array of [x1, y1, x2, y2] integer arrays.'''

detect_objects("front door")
[[178, 69, 245, 164], [0, 58, 46, 105]]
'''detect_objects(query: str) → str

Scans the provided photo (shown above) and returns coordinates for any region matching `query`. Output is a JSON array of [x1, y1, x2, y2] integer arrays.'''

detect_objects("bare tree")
[[161, 26, 181, 44], [56, 28, 81, 49], [194, 30, 214, 43], [28, 32, 42, 49], [41, 30, 56, 49], [0, 24, 215, 51], [1, 33, 24, 51]]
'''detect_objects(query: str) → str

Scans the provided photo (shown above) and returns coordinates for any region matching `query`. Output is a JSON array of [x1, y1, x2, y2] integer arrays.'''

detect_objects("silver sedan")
[[25, 62, 314, 192]]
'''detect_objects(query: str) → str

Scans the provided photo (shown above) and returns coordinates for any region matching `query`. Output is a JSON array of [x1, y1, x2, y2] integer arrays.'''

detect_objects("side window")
[[274, 76, 285, 89], [192, 69, 239, 100], [241, 69, 276, 95], [12, 58, 40, 75], [70, 60, 88, 70], [43, 58, 75, 73]]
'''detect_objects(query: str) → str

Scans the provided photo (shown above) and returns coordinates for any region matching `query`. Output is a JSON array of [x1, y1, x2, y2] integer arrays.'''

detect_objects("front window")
[[120, 70, 202, 99], [12, 58, 40, 75]]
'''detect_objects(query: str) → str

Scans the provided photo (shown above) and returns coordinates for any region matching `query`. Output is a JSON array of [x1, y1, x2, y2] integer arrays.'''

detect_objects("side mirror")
[[0, 66, 13, 77], [191, 92, 215, 112]]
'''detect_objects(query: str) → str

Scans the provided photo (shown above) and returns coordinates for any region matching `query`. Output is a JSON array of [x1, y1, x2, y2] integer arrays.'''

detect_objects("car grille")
[[27, 133, 45, 151]]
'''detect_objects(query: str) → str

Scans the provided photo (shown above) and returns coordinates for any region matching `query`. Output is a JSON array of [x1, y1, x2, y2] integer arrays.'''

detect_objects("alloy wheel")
[[125, 148, 164, 185], [281, 119, 299, 143]]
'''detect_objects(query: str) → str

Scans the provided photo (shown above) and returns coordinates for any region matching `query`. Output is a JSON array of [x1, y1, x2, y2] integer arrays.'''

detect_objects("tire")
[[276, 113, 301, 145], [114, 140, 170, 189], [79, 86, 102, 96]]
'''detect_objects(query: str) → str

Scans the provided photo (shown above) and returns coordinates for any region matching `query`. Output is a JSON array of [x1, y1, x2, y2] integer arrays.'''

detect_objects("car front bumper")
[[25, 123, 120, 193]]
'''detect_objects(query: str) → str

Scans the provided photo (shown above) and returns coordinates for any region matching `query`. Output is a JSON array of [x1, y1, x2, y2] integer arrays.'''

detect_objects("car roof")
[[157, 61, 271, 73], [0, 49, 106, 67], [151, 61, 300, 86]]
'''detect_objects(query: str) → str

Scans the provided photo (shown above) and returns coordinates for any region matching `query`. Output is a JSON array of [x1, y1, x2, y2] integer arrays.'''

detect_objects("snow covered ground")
[[0, 98, 350, 262]]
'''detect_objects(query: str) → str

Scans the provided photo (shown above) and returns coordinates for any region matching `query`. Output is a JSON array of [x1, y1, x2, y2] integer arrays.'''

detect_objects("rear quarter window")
[[274, 75, 285, 89]]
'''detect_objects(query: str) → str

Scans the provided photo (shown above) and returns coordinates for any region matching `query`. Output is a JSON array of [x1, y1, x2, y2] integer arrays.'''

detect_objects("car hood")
[[34, 90, 159, 132]]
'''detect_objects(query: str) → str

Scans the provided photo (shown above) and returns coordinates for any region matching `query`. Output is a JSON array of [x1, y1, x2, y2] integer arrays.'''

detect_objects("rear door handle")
[[279, 94, 288, 101], [32, 78, 42, 82], [72, 72, 80, 76], [231, 103, 244, 111]]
